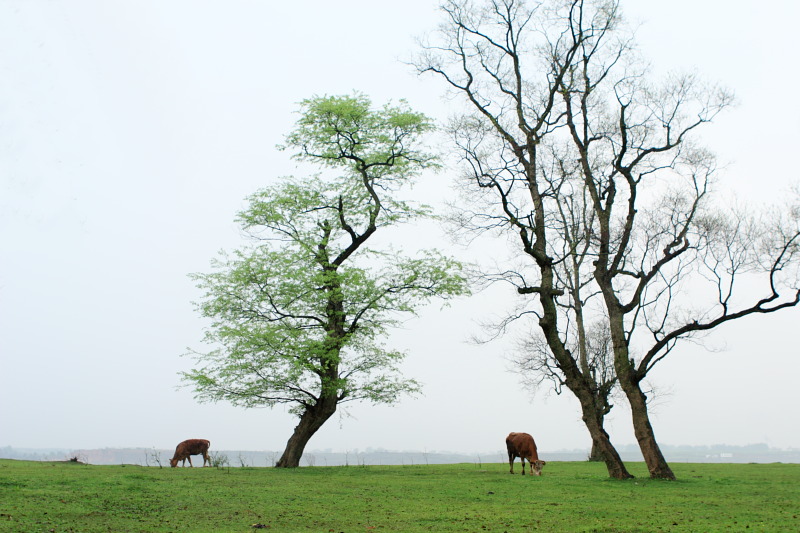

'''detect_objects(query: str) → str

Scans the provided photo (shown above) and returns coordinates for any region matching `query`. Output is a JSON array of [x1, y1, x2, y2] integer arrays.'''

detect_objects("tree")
[[183, 94, 469, 468], [418, 0, 634, 479], [418, 0, 800, 480], [553, 2, 800, 479]]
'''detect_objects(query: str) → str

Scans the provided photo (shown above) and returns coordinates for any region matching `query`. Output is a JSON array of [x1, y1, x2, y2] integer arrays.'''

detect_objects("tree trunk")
[[557, 346, 631, 478], [275, 265, 344, 469], [535, 274, 631, 479], [275, 398, 337, 468], [604, 306, 676, 480], [624, 384, 675, 480], [592, 432, 631, 479], [574, 390, 633, 479], [588, 439, 605, 462]]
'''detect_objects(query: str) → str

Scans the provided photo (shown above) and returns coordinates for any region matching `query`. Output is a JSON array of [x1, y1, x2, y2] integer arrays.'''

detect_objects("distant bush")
[[210, 451, 229, 469]]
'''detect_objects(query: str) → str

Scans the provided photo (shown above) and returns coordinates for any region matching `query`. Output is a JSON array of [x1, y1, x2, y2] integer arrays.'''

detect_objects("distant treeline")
[[2, 444, 798, 466]]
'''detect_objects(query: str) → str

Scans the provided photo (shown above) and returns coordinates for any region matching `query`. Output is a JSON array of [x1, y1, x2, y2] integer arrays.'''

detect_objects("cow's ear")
[[541, 461, 547, 465]]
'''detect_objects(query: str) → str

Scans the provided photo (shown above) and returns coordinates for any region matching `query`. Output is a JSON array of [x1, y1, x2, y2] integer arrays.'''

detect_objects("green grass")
[[0, 459, 797, 532]]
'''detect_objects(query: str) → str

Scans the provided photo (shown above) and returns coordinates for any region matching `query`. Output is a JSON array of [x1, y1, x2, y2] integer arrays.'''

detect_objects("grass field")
[[0, 459, 797, 532]]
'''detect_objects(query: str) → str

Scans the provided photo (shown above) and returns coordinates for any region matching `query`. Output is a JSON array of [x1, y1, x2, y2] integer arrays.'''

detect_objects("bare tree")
[[418, 0, 800, 480], [556, 5, 799, 478], [147, 447, 164, 468], [418, 0, 633, 479]]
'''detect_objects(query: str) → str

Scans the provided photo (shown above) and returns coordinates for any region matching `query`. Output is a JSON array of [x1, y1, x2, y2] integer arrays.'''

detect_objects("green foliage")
[[183, 95, 468, 416], [3, 460, 799, 531], [284, 93, 438, 180]]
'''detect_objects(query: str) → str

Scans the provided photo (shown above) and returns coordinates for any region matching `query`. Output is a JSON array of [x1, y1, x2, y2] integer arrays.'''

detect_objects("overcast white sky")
[[2, 1, 799, 457]]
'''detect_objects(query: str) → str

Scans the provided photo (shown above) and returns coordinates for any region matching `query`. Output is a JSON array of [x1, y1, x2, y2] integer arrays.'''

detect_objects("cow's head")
[[169, 458, 179, 468], [532, 460, 546, 476]]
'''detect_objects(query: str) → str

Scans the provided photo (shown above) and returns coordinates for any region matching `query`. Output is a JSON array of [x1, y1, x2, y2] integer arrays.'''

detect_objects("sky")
[[2, 0, 799, 457]]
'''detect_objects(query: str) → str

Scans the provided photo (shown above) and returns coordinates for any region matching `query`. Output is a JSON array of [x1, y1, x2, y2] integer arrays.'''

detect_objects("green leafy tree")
[[184, 95, 469, 467]]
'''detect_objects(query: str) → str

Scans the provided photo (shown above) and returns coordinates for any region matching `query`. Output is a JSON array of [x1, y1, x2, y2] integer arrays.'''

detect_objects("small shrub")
[[210, 451, 230, 469]]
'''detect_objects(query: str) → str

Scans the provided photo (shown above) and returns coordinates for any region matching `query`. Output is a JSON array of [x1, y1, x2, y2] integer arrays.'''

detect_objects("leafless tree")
[[147, 447, 164, 469], [418, 0, 800, 480], [418, 0, 634, 479]]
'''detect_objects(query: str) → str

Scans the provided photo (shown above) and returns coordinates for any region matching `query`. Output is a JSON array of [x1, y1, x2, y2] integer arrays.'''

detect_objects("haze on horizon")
[[1, 1, 798, 456]]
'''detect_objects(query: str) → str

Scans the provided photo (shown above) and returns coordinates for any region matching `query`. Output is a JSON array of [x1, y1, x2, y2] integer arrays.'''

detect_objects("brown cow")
[[506, 432, 546, 476], [169, 439, 211, 468]]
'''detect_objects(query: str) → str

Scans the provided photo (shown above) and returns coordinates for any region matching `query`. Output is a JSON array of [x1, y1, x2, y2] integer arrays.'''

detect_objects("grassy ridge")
[[0, 459, 797, 532]]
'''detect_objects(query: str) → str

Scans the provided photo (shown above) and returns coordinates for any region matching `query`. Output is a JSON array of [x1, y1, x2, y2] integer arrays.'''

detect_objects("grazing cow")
[[170, 439, 211, 468], [506, 432, 546, 476]]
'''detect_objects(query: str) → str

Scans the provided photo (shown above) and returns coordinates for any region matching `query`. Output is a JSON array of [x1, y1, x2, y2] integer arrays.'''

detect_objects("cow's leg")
[[187, 456, 194, 467], [521, 457, 526, 475], [203, 452, 210, 467], [508, 452, 515, 474]]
